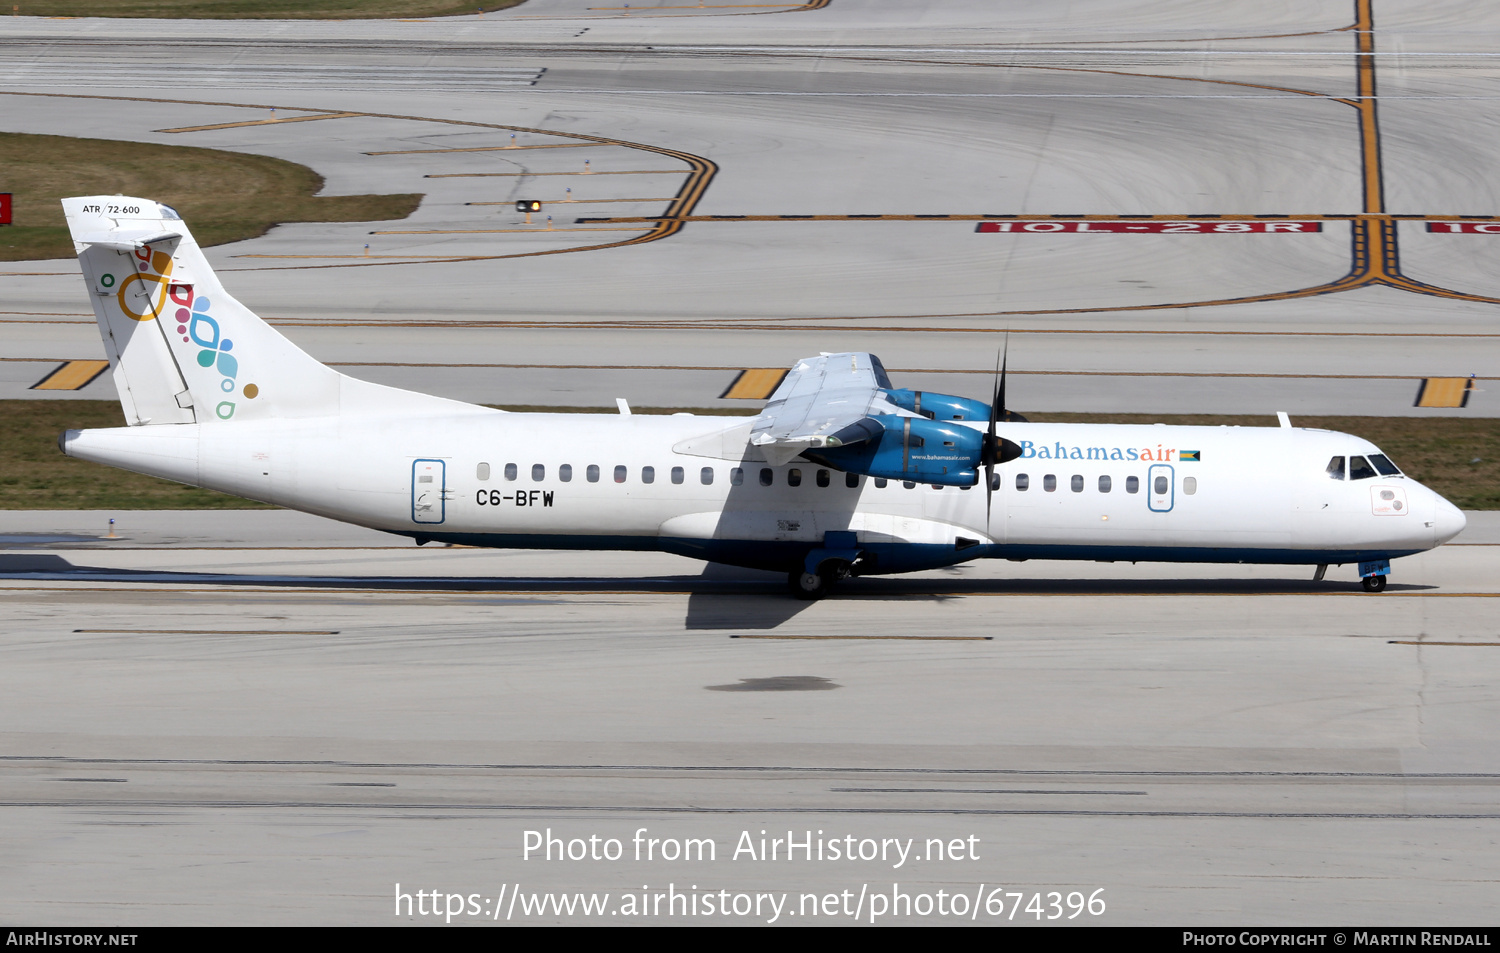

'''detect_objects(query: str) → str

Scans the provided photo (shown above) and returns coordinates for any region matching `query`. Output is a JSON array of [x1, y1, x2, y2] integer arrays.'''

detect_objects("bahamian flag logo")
[[1179, 450, 1200, 462]]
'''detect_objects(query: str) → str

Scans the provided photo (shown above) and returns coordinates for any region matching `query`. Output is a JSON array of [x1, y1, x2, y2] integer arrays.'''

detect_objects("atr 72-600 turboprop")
[[59, 196, 1466, 598]]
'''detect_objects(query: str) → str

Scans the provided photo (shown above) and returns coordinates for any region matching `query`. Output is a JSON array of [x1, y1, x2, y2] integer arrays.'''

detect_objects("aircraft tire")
[[789, 570, 831, 600], [1361, 574, 1387, 593]]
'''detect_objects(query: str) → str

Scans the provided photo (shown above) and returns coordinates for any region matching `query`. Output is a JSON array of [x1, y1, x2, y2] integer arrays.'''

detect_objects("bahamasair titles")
[[59, 197, 1466, 598]]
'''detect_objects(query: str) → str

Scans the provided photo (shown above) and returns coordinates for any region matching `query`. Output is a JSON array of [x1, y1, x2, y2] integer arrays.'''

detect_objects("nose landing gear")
[[1358, 558, 1392, 593]]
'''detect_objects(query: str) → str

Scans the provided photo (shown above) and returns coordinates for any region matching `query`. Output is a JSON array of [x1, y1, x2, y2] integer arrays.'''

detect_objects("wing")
[[749, 352, 895, 465]]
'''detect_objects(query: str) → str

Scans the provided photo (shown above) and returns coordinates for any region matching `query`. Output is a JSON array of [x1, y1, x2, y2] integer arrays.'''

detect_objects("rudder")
[[64, 195, 341, 426]]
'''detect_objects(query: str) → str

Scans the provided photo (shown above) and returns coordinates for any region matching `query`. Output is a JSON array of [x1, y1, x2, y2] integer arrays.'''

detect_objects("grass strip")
[[0, 132, 421, 261], [3, 401, 1495, 510], [4, 0, 523, 18]]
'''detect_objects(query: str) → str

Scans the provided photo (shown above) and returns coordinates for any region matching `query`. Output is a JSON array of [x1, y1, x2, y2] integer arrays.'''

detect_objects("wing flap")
[[749, 352, 893, 464]]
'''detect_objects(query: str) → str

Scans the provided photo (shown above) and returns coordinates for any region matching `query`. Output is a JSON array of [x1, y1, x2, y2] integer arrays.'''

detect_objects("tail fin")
[[63, 196, 340, 426]]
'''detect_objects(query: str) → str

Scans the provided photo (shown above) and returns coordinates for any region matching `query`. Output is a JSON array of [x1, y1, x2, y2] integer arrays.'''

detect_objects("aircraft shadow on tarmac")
[[1, 554, 1434, 633]]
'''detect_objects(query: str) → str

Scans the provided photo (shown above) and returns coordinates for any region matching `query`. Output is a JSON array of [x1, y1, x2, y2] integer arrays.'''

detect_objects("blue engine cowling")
[[806, 414, 983, 486], [883, 388, 991, 422]]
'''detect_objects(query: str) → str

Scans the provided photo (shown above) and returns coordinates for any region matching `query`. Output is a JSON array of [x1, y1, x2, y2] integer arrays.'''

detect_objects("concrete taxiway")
[[0, 0, 1497, 414], [3, 509, 1500, 924]]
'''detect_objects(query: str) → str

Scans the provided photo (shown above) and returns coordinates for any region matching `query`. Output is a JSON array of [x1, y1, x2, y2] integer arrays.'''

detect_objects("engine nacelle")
[[883, 388, 991, 422], [807, 414, 983, 486]]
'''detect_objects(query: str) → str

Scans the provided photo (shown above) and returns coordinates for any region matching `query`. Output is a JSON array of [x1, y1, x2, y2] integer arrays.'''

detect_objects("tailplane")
[[64, 196, 340, 426]]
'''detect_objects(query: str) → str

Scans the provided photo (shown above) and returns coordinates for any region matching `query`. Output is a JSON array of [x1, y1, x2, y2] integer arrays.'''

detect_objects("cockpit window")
[[1326, 456, 1345, 480], [1369, 453, 1401, 476], [1349, 455, 1378, 480]]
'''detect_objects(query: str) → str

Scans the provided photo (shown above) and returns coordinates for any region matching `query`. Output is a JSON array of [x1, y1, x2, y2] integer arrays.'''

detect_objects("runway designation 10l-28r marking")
[[976, 222, 1323, 234]]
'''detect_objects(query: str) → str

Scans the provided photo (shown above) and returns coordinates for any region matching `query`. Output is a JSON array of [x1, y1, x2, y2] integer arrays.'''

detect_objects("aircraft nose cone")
[[1433, 494, 1467, 545]]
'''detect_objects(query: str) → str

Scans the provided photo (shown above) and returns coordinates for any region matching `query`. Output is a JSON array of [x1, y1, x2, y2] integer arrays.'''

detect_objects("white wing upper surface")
[[749, 352, 895, 465]]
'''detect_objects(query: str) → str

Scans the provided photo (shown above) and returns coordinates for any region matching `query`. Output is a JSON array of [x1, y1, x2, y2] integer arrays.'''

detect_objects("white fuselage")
[[63, 411, 1466, 575]]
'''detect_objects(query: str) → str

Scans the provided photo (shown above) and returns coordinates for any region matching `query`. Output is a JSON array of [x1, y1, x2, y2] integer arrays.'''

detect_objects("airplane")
[[57, 195, 1467, 598]]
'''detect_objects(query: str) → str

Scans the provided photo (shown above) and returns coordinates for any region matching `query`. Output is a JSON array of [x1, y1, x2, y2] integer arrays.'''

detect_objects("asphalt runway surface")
[[4, 0, 1500, 926]]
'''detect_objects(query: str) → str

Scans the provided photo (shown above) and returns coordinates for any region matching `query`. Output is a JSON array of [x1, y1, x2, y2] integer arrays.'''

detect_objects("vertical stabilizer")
[[63, 196, 341, 426]]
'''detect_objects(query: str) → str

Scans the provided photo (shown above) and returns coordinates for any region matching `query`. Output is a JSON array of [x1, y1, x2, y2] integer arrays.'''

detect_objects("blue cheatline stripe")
[[384, 529, 1417, 576]]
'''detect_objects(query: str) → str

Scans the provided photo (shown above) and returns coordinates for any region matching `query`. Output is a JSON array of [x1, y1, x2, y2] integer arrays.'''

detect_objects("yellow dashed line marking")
[[30, 360, 110, 391], [720, 368, 789, 399], [157, 112, 361, 134], [1414, 377, 1474, 408]]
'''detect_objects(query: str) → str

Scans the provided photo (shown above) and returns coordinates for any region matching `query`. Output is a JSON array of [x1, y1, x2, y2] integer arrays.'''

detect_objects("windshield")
[[1368, 453, 1401, 476]]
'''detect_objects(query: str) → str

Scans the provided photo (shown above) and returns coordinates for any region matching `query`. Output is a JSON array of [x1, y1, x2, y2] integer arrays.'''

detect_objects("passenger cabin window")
[[1349, 456, 1377, 480], [1326, 456, 1345, 480], [875, 478, 888, 488], [990, 472, 1001, 492], [1154, 475, 1169, 495], [613, 465, 627, 484], [559, 464, 572, 483], [846, 473, 859, 488], [642, 466, 655, 484], [504, 463, 518, 481], [1098, 475, 1111, 493], [587, 464, 600, 483], [671, 466, 684, 484], [1043, 474, 1057, 492], [816, 469, 830, 488], [759, 468, 773, 487], [788, 468, 802, 487], [1126, 476, 1139, 494], [903, 481, 916, 489], [701, 467, 715, 485], [731, 468, 744, 486], [532, 464, 545, 482], [476, 462, 490, 481], [1183, 476, 1197, 495], [1369, 453, 1401, 476], [1016, 473, 1029, 491], [1070, 475, 1084, 493]]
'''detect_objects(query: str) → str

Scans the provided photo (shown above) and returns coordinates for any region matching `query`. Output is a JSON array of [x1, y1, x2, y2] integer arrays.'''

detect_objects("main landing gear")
[[1361, 574, 1387, 593], [789, 569, 833, 600], [788, 558, 858, 600]]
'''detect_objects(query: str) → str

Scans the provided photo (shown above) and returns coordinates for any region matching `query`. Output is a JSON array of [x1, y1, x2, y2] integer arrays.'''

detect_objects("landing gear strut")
[[1361, 574, 1387, 593]]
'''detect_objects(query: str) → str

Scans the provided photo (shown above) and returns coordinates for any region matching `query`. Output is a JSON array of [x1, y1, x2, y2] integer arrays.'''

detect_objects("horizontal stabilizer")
[[71, 226, 183, 252]]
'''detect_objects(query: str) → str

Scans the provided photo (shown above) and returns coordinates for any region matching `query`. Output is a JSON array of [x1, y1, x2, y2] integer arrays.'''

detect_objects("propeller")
[[983, 337, 1026, 526]]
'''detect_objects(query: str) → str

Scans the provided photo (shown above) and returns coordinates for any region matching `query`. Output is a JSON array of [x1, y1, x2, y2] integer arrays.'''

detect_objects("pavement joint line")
[[730, 635, 995, 640], [73, 629, 341, 635], [467, 198, 674, 205], [366, 228, 650, 235], [1388, 641, 1500, 646], [2, 585, 1497, 598], [424, 170, 688, 177], [7, 318, 1500, 339], [366, 143, 595, 155]]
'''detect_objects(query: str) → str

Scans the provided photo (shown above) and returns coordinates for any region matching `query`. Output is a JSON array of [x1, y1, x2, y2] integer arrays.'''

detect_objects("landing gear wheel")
[[1362, 574, 1388, 593], [789, 570, 831, 600]]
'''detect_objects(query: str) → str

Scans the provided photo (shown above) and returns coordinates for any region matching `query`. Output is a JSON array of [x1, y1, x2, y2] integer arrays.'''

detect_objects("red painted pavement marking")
[[1427, 222, 1500, 234], [975, 221, 1323, 234]]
